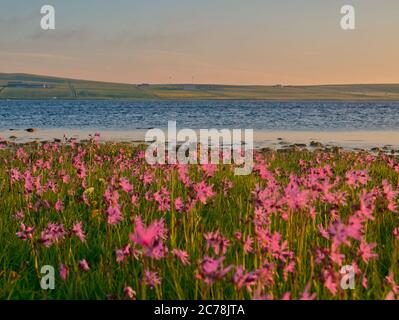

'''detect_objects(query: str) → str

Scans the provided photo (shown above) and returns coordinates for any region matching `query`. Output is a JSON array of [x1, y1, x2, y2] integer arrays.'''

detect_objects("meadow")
[[0, 136, 398, 300], [2, 73, 399, 100]]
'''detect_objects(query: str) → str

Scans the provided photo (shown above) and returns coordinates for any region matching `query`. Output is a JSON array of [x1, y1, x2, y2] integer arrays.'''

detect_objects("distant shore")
[[2, 128, 399, 152], [2, 73, 399, 100]]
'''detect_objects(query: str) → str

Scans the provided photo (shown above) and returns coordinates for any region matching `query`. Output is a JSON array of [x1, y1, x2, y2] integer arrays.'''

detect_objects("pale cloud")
[[28, 27, 92, 42], [0, 52, 75, 61]]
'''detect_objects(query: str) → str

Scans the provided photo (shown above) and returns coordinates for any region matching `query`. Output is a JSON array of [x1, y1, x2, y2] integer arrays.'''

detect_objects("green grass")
[[1, 73, 399, 100], [0, 140, 398, 300]]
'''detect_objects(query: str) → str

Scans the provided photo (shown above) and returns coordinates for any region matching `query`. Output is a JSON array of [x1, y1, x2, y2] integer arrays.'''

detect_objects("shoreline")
[[2, 98, 399, 102], [2, 129, 399, 151]]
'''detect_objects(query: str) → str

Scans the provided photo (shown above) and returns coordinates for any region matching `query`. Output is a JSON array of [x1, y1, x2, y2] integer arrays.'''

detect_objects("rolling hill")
[[1, 73, 399, 100]]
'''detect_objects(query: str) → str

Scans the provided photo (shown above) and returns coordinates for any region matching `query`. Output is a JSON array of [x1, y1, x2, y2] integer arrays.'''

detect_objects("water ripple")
[[1, 100, 399, 131]]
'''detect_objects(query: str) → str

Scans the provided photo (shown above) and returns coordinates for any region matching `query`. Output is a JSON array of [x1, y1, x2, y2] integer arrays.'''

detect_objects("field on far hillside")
[[1, 73, 399, 100]]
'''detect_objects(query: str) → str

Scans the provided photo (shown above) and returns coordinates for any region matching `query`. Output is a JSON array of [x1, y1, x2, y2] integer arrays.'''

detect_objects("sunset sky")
[[1, 0, 399, 85]]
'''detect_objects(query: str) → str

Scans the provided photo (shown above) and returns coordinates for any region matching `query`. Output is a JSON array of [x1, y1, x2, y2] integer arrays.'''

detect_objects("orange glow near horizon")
[[1, 1, 399, 85]]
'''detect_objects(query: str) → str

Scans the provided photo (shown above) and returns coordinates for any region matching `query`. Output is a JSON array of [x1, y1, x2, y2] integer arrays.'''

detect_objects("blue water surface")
[[1, 100, 399, 131]]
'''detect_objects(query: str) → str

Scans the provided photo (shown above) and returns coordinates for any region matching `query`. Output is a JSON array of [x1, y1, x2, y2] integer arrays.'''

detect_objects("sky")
[[0, 0, 399, 85]]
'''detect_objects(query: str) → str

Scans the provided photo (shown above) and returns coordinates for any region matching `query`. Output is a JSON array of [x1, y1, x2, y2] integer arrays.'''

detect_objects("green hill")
[[1, 73, 399, 100]]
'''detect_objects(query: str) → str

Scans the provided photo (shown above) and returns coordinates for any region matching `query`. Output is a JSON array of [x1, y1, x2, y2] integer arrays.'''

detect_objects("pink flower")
[[328, 219, 350, 246], [318, 224, 330, 239], [309, 207, 316, 220], [362, 273, 368, 289], [78, 259, 90, 272], [283, 261, 296, 281], [10, 168, 21, 183], [174, 197, 184, 212], [130, 216, 165, 246], [323, 270, 337, 296], [243, 236, 254, 254], [233, 266, 257, 291], [234, 231, 242, 241], [116, 244, 131, 263], [16, 147, 28, 160], [106, 205, 123, 225], [201, 164, 217, 177], [385, 291, 396, 300], [358, 241, 378, 264], [314, 248, 328, 265], [330, 243, 345, 266], [16, 223, 35, 240], [382, 180, 397, 212], [198, 256, 232, 285], [62, 175, 70, 184], [60, 263, 68, 281], [104, 188, 120, 206], [281, 292, 291, 300], [72, 222, 86, 243], [385, 272, 399, 294], [129, 216, 167, 259], [204, 231, 230, 255], [143, 269, 161, 288], [345, 169, 370, 187], [177, 165, 191, 187], [119, 177, 133, 194], [264, 231, 293, 262], [124, 286, 136, 300], [23, 170, 33, 194], [153, 187, 171, 212], [130, 194, 139, 206], [76, 165, 87, 179], [40, 223, 66, 247], [55, 199, 63, 212], [346, 215, 364, 241], [193, 181, 216, 205], [15, 210, 24, 220], [356, 189, 378, 221], [172, 249, 190, 265], [222, 179, 233, 196], [284, 175, 309, 210], [300, 284, 316, 300], [141, 172, 154, 186]]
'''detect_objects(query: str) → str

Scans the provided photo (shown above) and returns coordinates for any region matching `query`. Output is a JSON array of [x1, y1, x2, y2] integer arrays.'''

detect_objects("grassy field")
[[1, 73, 399, 100], [0, 137, 398, 300]]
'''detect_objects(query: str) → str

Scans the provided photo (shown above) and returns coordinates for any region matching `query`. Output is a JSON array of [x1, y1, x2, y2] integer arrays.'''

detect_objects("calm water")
[[1, 100, 399, 131]]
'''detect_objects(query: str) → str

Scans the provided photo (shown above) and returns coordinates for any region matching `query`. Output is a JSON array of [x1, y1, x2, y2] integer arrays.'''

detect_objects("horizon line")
[[1, 72, 399, 87]]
